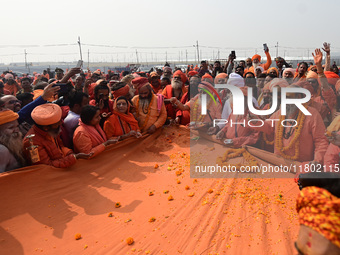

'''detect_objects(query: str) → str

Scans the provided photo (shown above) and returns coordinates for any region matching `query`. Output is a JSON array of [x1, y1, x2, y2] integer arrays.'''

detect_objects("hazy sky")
[[1, 0, 340, 64]]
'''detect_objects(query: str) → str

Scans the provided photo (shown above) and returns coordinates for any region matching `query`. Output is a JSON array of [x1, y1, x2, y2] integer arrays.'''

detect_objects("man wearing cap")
[[244, 47, 272, 75], [23, 104, 92, 168], [55, 68, 64, 81], [131, 82, 167, 134], [0, 109, 25, 172], [4, 73, 21, 95]]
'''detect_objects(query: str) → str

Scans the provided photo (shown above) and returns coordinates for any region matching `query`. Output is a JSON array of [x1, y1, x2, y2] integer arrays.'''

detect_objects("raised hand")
[[312, 49, 323, 66], [42, 83, 60, 101], [322, 42, 330, 55]]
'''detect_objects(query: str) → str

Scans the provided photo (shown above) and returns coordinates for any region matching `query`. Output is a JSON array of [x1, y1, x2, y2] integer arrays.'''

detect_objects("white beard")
[[171, 81, 183, 90]]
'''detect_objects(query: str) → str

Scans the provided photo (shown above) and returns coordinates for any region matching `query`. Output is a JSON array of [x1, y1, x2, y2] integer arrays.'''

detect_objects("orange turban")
[[324, 71, 340, 86], [198, 81, 215, 94], [0, 109, 19, 126], [294, 81, 315, 95], [214, 73, 228, 84], [267, 67, 279, 76], [173, 70, 187, 85], [150, 72, 159, 78], [188, 71, 198, 77], [268, 78, 289, 92], [306, 71, 318, 80], [202, 73, 214, 84], [252, 54, 261, 62], [112, 84, 130, 99], [131, 77, 149, 90], [31, 104, 62, 126], [296, 186, 340, 248]]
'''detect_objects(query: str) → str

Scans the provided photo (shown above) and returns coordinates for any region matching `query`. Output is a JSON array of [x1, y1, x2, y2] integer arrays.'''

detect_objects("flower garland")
[[263, 133, 274, 145], [274, 111, 306, 160], [192, 97, 213, 123], [216, 148, 259, 169], [136, 95, 154, 131]]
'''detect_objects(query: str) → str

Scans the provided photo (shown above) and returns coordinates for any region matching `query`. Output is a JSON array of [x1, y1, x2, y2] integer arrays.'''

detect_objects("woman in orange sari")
[[104, 96, 142, 141], [73, 105, 118, 158]]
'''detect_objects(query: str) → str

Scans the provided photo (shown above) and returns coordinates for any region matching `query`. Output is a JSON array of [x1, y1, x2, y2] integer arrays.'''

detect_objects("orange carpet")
[[0, 126, 299, 254]]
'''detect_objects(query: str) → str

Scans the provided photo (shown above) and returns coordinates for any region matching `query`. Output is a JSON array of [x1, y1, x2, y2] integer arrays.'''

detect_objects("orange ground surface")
[[0, 126, 299, 255]]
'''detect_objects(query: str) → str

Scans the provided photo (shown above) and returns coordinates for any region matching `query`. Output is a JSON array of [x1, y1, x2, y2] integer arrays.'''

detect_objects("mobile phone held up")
[[52, 83, 68, 94], [263, 43, 268, 52], [231, 50, 236, 59], [76, 60, 83, 68]]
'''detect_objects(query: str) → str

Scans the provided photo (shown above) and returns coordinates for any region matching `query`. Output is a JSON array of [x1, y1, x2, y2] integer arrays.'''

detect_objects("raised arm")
[[313, 48, 331, 91], [322, 42, 331, 72]]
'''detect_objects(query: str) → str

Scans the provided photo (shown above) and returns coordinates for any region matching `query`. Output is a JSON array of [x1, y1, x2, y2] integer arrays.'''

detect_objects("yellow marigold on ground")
[[188, 192, 195, 197], [108, 212, 113, 217], [185, 185, 190, 190], [149, 217, 156, 222], [168, 195, 174, 201], [126, 237, 134, 245], [176, 170, 182, 176], [163, 190, 169, 194], [207, 189, 213, 193], [177, 180, 181, 184], [75, 233, 82, 240], [115, 202, 121, 208], [149, 191, 154, 196], [154, 164, 159, 169]]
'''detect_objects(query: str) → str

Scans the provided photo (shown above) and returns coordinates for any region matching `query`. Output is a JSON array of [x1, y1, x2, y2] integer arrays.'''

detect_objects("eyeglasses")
[[8, 100, 21, 105]]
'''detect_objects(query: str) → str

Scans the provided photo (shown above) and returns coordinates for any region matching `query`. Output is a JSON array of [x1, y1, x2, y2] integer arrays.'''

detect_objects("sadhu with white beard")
[[0, 109, 25, 172], [131, 79, 167, 134], [162, 70, 188, 123], [249, 85, 329, 165]]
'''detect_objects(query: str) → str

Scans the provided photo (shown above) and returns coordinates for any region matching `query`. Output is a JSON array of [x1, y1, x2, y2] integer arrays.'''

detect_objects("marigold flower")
[[168, 195, 174, 201], [84, 245, 88, 249], [188, 192, 195, 197], [207, 189, 213, 193], [115, 202, 121, 208], [75, 233, 82, 240], [185, 185, 190, 190], [149, 217, 156, 222], [126, 237, 134, 245], [177, 180, 181, 184], [108, 212, 113, 217], [149, 191, 154, 196], [163, 190, 169, 194], [154, 164, 159, 169], [176, 170, 182, 176]]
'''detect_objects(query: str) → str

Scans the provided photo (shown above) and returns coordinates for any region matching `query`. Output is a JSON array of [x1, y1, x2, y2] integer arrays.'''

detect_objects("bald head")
[[1, 95, 21, 112]]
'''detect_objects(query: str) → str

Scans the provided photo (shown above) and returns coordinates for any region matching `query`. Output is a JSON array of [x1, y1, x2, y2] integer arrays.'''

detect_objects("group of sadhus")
[[0, 43, 340, 254]]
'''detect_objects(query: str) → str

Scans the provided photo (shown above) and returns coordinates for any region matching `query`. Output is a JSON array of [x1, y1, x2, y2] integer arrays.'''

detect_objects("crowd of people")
[[0, 43, 340, 253]]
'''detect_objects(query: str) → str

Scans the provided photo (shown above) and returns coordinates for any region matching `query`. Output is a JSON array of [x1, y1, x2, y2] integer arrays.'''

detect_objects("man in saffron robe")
[[244, 47, 272, 74], [162, 71, 188, 122], [23, 104, 92, 168], [215, 87, 260, 147], [131, 83, 167, 134], [250, 86, 329, 164]]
